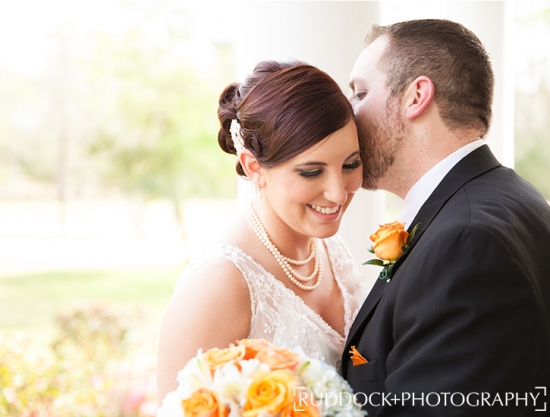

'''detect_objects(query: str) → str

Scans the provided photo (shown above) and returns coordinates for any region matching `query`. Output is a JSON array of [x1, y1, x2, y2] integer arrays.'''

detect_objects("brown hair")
[[366, 19, 494, 136], [218, 60, 354, 176]]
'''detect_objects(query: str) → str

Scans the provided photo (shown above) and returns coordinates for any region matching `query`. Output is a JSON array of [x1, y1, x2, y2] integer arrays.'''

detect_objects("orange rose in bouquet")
[[239, 338, 273, 360], [254, 346, 300, 370], [181, 388, 228, 417], [157, 339, 365, 417], [243, 370, 296, 417], [203, 344, 245, 369]]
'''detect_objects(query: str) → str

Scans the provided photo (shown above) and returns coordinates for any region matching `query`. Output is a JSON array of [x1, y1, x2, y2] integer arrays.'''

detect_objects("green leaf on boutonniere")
[[363, 259, 385, 266], [407, 223, 421, 245], [401, 223, 421, 252], [367, 246, 375, 254]]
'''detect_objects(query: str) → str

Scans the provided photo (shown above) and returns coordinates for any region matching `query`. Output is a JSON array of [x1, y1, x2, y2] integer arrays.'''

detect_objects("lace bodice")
[[174, 235, 369, 369]]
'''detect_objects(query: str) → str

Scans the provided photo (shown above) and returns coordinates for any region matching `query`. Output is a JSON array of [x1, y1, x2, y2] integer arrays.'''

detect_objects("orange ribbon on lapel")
[[349, 346, 368, 366]]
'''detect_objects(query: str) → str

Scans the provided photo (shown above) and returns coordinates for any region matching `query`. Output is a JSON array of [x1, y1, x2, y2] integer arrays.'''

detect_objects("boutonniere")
[[364, 221, 420, 282]]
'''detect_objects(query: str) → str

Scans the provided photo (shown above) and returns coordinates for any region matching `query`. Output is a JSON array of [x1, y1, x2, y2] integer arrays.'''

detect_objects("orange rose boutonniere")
[[364, 221, 420, 282]]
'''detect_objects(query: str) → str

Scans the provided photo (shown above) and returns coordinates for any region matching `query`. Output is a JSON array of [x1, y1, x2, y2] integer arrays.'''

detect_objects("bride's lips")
[[307, 204, 343, 221]]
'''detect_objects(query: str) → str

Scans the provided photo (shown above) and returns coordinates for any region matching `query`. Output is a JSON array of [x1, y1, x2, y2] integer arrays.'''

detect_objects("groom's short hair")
[[367, 19, 494, 137]]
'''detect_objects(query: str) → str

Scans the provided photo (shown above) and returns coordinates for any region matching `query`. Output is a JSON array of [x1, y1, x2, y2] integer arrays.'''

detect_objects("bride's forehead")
[[293, 123, 358, 157]]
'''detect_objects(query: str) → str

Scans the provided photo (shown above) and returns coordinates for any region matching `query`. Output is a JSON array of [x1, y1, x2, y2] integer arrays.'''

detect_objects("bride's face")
[[260, 120, 362, 239]]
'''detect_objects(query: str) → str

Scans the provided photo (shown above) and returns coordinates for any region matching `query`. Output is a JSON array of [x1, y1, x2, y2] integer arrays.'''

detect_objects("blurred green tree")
[[87, 6, 237, 230], [0, 3, 238, 227]]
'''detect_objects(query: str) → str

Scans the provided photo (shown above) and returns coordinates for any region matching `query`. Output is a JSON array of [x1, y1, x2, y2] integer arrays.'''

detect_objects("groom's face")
[[348, 36, 406, 191]]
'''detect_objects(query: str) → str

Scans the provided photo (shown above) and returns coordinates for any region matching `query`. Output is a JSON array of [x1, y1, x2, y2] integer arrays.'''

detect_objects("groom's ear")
[[403, 76, 435, 121], [239, 150, 266, 188]]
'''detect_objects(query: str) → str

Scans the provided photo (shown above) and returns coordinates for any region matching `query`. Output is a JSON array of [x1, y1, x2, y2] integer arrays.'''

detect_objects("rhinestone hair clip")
[[230, 119, 246, 154]]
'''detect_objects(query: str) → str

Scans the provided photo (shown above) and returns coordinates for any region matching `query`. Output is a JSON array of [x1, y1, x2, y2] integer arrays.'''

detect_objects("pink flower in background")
[[123, 385, 147, 413]]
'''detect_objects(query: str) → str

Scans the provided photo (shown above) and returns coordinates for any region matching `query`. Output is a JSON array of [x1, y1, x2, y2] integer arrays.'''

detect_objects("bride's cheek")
[[347, 172, 363, 193]]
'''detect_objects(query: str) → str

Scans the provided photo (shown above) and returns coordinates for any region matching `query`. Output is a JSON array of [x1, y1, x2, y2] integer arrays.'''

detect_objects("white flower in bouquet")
[[212, 363, 248, 406], [295, 349, 363, 417], [175, 354, 213, 398]]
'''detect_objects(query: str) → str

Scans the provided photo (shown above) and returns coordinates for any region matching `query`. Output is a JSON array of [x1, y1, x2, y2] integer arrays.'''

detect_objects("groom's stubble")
[[357, 95, 407, 191]]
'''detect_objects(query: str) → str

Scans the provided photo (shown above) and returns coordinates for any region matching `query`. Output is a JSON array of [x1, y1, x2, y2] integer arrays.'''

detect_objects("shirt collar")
[[397, 139, 485, 229]]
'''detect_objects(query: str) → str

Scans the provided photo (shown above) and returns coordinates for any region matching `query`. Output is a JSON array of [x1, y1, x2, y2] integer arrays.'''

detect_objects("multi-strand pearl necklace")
[[245, 204, 322, 291]]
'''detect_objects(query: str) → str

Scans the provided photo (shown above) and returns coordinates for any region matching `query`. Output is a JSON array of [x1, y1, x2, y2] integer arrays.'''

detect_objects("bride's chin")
[[308, 223, 341, 240]]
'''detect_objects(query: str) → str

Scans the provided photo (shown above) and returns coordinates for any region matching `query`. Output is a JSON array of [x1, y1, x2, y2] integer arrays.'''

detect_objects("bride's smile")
[[308, 204, 341, 215]]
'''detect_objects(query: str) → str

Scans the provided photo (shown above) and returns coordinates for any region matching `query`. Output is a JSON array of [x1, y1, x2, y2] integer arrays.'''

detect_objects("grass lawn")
[[0, 198, 236, 345], [0, 267, 183, 342]]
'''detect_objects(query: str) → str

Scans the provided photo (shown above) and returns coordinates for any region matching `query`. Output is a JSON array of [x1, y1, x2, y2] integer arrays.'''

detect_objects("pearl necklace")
[[245, 204, 322, 291]]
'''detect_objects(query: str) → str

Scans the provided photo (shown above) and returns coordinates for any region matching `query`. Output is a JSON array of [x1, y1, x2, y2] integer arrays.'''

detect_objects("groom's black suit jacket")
[[343, 145, 550, 416]]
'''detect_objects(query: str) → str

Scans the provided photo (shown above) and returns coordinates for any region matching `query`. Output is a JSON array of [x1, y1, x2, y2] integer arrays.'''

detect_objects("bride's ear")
[[238, 150, 266, 189]]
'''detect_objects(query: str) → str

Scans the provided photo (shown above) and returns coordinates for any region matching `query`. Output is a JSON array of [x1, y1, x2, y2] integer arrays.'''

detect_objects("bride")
[[156, 60, 370, 402]]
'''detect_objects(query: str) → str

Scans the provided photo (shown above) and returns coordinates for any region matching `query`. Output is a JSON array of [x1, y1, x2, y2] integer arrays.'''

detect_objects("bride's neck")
[[252, 200, 313, 260]]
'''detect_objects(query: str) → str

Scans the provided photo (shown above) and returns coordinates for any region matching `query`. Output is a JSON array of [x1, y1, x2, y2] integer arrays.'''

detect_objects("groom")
[[343, 19, 550, 416]]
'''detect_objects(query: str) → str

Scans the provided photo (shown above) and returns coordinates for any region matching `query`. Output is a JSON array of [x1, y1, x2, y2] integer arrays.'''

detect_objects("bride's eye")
[[299, 169, 322, 178], [343, 159, 361, 171]]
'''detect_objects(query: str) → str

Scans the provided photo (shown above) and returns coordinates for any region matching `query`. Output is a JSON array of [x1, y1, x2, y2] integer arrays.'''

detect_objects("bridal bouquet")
[[157, 339, 365, 417]]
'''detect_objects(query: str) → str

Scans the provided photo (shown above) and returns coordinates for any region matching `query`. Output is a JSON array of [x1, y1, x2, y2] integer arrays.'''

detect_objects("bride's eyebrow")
[[296, 162, 327, 168], [296, 151, 360, 167]]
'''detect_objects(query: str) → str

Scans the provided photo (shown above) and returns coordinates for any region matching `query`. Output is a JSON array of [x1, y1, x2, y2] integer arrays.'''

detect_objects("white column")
[[234, 1, 385, 285]]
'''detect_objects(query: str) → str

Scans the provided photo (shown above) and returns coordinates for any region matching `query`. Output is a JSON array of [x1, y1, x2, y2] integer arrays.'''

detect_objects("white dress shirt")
[[397, 140, 486, 229]]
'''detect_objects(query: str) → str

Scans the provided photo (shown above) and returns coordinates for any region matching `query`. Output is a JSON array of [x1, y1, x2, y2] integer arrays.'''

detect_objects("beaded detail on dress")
[[173, 235, 369, 369]]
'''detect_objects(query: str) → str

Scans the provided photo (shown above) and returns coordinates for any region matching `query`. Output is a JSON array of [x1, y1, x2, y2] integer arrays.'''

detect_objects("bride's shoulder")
[[166, 251, 252, 331], [160, 247, 252, 363], [174, 245, 251, 295]]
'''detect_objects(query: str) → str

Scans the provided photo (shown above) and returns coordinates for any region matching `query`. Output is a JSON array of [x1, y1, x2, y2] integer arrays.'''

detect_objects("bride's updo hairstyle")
[[218, 60, 354, 176]]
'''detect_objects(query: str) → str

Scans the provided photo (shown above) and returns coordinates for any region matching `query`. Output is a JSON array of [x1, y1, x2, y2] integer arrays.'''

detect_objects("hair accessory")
[[230, 119, 246, 154]]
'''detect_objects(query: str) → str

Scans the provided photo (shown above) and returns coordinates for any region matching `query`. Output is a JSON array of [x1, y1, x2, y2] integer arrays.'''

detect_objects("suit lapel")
[[345, 145, 501, 350], [347, 276, 387, 341]]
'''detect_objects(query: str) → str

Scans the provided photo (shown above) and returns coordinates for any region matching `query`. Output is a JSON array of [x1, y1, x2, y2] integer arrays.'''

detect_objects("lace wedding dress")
[[174, 235, 369, 370]]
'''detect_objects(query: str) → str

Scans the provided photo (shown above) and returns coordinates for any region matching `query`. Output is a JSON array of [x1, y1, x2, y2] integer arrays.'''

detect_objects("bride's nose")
[[323, 173, 348, 206]]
